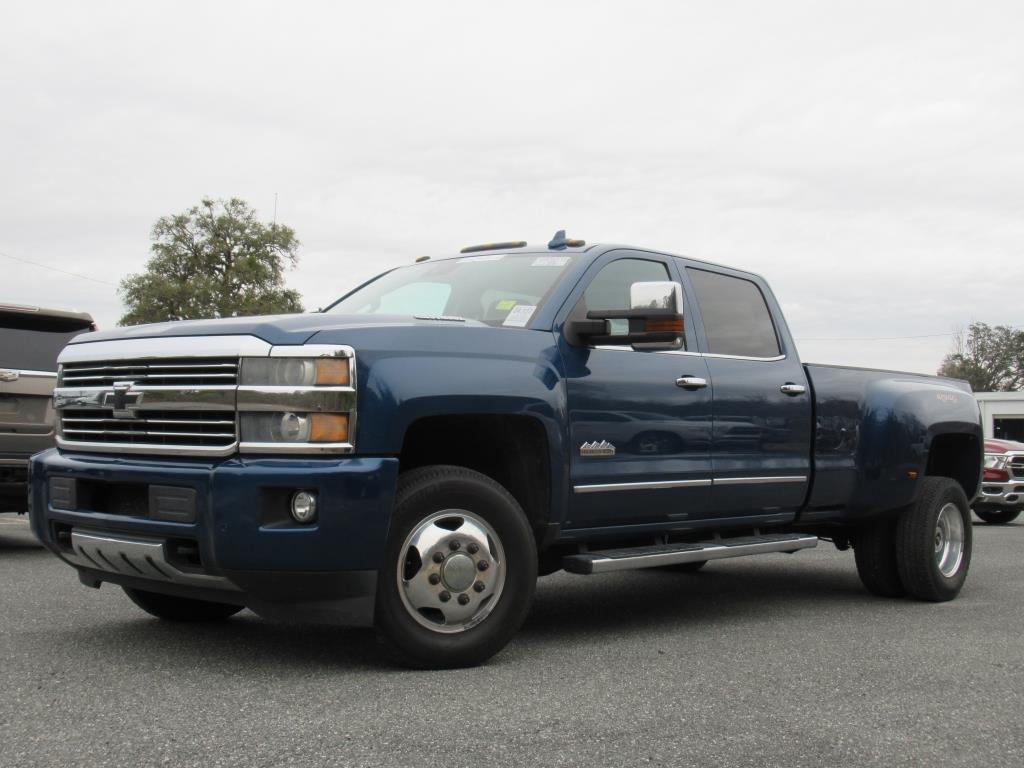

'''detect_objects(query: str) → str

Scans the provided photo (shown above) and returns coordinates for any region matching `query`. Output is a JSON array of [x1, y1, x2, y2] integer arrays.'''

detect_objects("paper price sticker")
[[503, 304, 537, 327]]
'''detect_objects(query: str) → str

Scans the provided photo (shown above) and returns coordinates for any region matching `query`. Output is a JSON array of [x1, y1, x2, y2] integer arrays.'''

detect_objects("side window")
[[572, 257, 686, 349], [687, 269, 781, 358], [583, 259, 671, 312]]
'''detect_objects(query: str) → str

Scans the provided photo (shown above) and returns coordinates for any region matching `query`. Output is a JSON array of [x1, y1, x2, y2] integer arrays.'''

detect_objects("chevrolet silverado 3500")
[[29, 235, 983, 667]]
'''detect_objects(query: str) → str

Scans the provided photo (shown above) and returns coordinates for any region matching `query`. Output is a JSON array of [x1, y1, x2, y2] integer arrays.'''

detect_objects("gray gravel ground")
[[1, 513, 1022, 768]]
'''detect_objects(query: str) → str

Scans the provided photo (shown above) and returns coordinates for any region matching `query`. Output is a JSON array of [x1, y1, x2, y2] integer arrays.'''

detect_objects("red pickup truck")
[[975, 438, 1024, 524]]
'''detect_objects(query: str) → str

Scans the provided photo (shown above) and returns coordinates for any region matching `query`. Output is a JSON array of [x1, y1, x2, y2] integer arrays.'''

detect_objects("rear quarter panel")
[[804, 364, 981, 519]]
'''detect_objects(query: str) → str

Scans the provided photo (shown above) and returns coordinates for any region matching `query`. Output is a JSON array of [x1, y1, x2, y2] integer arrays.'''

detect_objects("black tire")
[[974, 507, 1021, 525], [374, 465, 537, 669], [851, 516, 906, 597], [123, 587, 244, 621], [658, 560, 707, 573], [896, 477, 972, 602]]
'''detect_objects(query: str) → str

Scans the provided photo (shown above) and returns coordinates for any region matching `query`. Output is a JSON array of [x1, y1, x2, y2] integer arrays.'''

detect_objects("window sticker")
[[502, 304, 537, 327], [531, 256, 570, 267], [495, 299, 518, 310]]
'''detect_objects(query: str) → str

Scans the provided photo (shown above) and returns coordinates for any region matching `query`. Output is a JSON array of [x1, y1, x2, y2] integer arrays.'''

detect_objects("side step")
[[562, 533, 819, 575]]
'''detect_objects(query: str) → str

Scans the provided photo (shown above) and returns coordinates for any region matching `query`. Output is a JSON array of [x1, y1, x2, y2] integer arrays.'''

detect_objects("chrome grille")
[[59, 358, 238, 387], [59, 409, 237, 448], [1010, 457, 1024, 480]]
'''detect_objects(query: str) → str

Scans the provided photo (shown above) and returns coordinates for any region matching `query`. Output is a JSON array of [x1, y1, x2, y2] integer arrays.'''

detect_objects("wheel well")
[[926, 433, 981, 499], [399, 415, 552, 538]]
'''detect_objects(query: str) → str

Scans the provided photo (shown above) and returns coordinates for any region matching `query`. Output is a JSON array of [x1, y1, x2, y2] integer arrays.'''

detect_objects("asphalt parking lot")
[[1, 514, 1022, 768]]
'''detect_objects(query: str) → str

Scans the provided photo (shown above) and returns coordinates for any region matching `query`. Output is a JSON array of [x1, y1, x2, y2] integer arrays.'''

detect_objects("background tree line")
[[937, 322, 1024, 392]]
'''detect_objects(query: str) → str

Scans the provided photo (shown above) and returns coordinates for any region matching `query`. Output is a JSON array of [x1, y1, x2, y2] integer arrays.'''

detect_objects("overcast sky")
[[2, 0, 1022, 374]]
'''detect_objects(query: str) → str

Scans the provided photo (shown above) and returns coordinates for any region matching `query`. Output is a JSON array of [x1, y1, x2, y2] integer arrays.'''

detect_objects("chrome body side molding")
[[713, 475, 808, 486], [574, 478, 714, 494], [573, 475, 807, 493]]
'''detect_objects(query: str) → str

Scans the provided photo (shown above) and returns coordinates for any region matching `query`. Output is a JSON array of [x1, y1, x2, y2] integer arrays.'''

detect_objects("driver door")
[[556, 251, 714, 531]]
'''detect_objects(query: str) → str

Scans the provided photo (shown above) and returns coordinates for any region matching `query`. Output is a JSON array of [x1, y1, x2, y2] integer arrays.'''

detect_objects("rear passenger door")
[[685, 266, 812, 522]]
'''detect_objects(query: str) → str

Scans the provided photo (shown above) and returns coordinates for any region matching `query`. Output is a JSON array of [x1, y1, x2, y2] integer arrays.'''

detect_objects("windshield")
[[326, 253, 577, 327]]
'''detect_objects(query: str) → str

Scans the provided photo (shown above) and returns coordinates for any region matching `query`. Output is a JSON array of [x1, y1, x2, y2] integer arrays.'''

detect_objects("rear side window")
[[687, 269, 780, 358]]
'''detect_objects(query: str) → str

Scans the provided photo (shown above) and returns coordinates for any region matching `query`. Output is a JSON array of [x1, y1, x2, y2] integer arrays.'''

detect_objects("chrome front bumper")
[[978, 480, 1024, 508]]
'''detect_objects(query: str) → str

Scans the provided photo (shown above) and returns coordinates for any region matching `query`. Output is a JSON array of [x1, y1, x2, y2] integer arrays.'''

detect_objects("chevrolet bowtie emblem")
[[580, 440, 616, 457], [103, 381, 142, 419]]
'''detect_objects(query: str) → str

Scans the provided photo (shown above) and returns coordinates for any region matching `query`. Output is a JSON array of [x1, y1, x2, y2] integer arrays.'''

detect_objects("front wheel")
[[123, 587, 244, 621], [974, 507, 1021, 525], [374, 465, 538, 669], [896, 477, 972, 602]]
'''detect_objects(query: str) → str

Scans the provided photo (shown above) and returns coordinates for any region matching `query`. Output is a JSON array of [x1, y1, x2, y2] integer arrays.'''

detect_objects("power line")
[[0, 249, 118, 287], [796, 332, 957, 342]]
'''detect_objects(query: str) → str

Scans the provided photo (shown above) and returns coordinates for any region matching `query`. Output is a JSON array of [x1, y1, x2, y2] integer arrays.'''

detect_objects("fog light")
[[290, 491, 318, 524]]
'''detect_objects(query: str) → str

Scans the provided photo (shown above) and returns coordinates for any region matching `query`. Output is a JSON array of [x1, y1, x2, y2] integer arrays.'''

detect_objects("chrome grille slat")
[[58, 406, 238, 449], [60, 357, 238, 387], [61, 417, 235, 426], [63, 429, 236, 439]]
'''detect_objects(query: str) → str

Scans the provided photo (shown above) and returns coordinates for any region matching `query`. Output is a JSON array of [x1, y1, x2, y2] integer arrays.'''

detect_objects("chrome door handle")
[[780, 383, 806, 396], [676, 376, 708, 390], [0, 370, 19, 382]]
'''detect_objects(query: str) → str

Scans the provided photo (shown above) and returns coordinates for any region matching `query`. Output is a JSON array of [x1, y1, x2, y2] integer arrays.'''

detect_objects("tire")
[[374, 465, 537, 669], [974, 507, 1021, 525], [851, 517, 906, 597], [123, 587, 244, 621], [658, 560, 707, 573], [896, 477, 972, 602]]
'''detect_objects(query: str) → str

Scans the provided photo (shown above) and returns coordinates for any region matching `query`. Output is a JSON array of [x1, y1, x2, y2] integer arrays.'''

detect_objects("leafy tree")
[[119, 198, 303, 325], [937, 322, 1024, 392]]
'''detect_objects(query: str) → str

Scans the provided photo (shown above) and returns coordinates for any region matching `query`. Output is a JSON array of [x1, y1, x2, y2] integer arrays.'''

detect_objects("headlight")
[[984, 454, 1008, 470], [236, 346, 355, 453], [240, 412, 349, 443], [240, 358, 350, 387]]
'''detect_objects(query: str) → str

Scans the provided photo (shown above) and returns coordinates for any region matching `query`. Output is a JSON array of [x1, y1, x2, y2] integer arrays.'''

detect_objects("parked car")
[[28, 235, 982, 667], [973, 438, 1024, 524], [1, 304, 95, 513]]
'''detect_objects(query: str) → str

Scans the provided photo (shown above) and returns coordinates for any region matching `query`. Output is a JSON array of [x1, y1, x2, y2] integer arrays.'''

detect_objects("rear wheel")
[[896, 477, 972, 602], [974, 507, 1021, 525], [374, 465, 537, 669], [852, 517, 905, 597], [123, 587, 244, 621]]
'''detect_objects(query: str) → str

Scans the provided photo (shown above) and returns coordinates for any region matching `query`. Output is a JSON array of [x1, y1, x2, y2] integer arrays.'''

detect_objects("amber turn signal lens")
[[310, 413, 349, 443], [644, 318, 684, 334], [315, 358, 350, 386]]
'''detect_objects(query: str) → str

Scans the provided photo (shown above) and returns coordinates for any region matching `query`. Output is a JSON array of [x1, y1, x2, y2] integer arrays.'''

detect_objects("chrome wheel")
[[934, 502, 965, 578], [397, 509, 505, 634]]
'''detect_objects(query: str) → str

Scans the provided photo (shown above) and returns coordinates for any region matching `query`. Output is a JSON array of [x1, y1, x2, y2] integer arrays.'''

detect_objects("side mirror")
[[570, 281, 685, 347]]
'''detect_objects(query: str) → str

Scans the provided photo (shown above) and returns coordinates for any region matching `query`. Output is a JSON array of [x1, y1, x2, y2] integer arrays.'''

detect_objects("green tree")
[[118, 198, 303, 325], [937, 322, 1024, 392]]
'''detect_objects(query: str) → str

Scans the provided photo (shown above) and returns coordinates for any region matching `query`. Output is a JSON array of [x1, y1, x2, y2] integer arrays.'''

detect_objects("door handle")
[[676, 376, 708, 390], [0, 370, 19, 382], [780, 382, 806, 396]]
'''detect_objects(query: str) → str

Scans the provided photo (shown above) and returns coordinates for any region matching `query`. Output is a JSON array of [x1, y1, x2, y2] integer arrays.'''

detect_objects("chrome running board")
[[562, 533, 819, 575]]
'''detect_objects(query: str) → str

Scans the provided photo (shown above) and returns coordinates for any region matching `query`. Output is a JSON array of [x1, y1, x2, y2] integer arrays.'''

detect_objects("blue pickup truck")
[[29, 233, 983, 667]]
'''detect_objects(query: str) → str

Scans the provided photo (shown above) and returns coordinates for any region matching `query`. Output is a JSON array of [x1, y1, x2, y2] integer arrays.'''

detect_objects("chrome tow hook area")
[[398, 510, 505, 634]]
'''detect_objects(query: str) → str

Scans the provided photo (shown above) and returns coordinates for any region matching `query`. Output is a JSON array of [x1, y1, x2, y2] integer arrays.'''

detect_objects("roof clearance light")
[[460, 241, 528, 254]]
